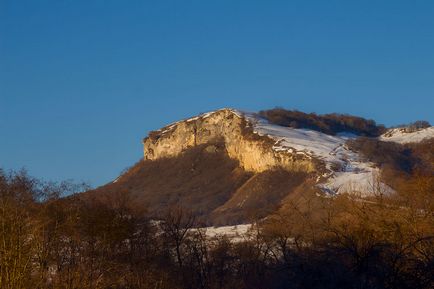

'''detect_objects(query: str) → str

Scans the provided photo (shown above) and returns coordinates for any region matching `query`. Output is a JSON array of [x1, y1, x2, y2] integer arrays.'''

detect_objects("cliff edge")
[[143, 109, 317, 173]]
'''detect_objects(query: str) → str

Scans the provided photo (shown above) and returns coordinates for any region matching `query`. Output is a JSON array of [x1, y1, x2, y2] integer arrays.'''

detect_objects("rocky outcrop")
[[143, 109, 316, 173]]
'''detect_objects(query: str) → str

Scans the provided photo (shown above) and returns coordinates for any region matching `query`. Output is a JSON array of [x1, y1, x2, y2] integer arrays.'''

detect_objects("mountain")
[[86, 108, 433, 225]]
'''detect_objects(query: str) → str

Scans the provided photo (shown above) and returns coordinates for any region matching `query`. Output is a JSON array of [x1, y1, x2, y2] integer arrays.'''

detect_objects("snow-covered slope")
[[379, 126, 434, 144], [244, 112, 393, 197]]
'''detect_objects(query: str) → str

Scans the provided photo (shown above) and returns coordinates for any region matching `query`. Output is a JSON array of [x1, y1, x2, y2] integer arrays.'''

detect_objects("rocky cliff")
[[88, 108, 431, 225], [143, 109, 316, 173]]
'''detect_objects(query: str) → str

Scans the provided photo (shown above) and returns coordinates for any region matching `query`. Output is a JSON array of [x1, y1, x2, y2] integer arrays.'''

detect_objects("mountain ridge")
[[86, 108, 433, 225]]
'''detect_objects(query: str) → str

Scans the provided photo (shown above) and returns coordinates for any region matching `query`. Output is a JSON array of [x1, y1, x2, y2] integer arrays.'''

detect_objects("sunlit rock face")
[[143, 109, 316, 173]]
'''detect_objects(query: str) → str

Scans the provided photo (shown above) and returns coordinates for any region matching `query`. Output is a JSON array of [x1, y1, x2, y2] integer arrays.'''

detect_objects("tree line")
[[0, 169, 433, 289], [259, 108, 386, 137]]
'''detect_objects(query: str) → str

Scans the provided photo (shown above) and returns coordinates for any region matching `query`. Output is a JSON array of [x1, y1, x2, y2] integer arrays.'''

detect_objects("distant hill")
[[84, 108, 433, 225]]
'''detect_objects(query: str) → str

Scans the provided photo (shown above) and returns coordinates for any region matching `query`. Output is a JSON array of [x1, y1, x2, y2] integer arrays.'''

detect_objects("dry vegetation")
[[347, 138, 433, 194], [87, 144, 311, 225], [1, 167, 433, 289], [1, 115, 432, 288], [88, 144, 253, 225], [259, 108, 386, 136]]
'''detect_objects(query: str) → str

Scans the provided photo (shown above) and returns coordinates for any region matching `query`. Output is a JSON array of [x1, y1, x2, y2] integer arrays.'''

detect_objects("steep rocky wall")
[[143, 109, 316, 173]]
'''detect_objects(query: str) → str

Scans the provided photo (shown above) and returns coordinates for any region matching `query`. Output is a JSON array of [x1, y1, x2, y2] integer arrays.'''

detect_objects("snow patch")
[[379, 126, 434, 144], [319, 166, 394, 197], [197, 224, 253, 242]]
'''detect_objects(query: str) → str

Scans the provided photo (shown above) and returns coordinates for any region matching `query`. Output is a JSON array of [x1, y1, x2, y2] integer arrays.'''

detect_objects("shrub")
[[259, 108, 386, 136], [403, 120, 431, 133], [346, 137, 416, 173]]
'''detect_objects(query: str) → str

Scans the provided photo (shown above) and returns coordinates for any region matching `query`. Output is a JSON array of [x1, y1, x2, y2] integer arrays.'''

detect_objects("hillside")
[[89, 142, 311, 225], [87, 108, 433, 225]]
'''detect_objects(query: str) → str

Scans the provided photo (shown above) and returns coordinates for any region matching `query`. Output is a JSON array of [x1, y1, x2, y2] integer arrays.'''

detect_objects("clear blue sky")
[[1, 0, 433, 187]]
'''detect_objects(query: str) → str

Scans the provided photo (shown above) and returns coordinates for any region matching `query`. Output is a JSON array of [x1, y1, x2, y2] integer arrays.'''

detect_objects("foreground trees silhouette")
[[0, 169, 433, 289]]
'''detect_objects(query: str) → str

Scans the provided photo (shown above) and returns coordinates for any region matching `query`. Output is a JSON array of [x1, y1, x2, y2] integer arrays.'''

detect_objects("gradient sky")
[[1, 0, 433, 187]]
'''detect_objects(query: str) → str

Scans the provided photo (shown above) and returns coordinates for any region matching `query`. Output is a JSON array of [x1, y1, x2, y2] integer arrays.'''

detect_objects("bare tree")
[[160, 206, 196, 269]]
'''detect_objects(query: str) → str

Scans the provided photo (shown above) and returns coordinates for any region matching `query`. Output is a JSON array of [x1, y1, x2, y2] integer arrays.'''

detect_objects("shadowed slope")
[[211, 169, 309, 225], [88, 144, 252, 224], [86, 143, 311, 225]]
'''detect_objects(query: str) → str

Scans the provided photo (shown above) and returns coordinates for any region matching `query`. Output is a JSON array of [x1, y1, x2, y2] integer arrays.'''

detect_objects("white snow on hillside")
[[189, 224, 254, 243], [319, 166, 394, 196], [200, 224, 253, 242], [151, 221, 253, 242], [379, 127, 434, 144], [245, 113, 349, 162], [243, 112, 393, 197]]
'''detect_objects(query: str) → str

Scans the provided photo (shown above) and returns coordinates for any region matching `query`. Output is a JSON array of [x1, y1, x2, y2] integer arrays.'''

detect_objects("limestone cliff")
[[142, 109, 316, 173], [88, 108, 404, 225]]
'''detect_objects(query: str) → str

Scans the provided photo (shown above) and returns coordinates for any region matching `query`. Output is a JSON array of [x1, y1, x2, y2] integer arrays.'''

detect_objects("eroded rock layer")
[[143, 109, 316, 173]]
